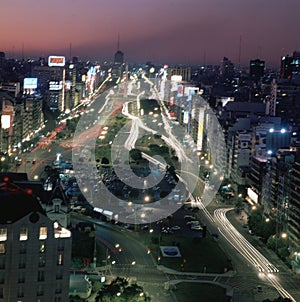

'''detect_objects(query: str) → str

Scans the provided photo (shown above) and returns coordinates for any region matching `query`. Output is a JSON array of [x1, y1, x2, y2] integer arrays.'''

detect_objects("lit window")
[[40, 244, 45, 253], [0, 229, 7, 242], [57, 253, 63, 265], [39, 227, 47, 240], [19, 228, 28, 241], [0, 244, 5, 254]]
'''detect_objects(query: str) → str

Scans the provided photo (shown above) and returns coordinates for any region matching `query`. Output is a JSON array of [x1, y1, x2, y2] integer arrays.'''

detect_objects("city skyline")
[[1, 0, 300, 67]]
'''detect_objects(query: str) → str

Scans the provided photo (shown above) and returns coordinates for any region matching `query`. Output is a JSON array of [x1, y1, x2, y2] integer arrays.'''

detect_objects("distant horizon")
[[1, 48, 287, 70]]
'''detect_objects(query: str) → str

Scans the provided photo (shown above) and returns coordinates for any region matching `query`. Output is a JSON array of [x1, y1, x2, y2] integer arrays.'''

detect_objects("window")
[[57, 241, 64, 252], [18, 272, 25, 283], [56, 269, 63, 280], [38, 255, 45, 267], [39, 227, 47, 240], [54, 204, 60, 213], [57, 254, 63, 265], [40, 244, 45, 254], [19, 257, 26, 269], [0, 229, 7, 242], [0, 287, 3, 298], [19, 242, 26, 254], [55, 284, 62, 294], [19, 228, 28, 241], [0, 272, 4, 284], [37, 285, 43, 296], [0, 244, 5, 255], [0, 259, 5, 269], [17, 286, 24, 298], [54, 298, 61, 302], [37, 271, 44, 282]]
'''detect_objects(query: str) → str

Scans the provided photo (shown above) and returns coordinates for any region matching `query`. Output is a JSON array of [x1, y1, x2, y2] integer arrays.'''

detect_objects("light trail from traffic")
[[211, 206, 296, 302]]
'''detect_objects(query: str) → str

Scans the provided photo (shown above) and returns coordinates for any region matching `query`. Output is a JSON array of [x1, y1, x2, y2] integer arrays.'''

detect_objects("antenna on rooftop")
[[238, 35, 242, 71], [69, 42, 72, 62], [22, 42, 24, 61], [117, 33, 120, 50]]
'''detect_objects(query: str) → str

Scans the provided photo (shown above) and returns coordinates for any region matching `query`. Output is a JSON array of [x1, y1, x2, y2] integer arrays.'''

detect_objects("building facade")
[[0, 181, 72, 302]]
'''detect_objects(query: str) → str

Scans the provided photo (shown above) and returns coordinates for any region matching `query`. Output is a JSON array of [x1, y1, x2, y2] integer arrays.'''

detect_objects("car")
[[256, 285, 262, 293], [186, 220, 200, 225], [184, 215, 196, 220], [191, 225, 203, 230], [171, 226, 181, 231]]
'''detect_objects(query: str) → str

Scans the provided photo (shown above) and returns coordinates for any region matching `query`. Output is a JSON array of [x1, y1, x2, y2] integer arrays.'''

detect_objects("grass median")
[[137, 231, 233, 273]]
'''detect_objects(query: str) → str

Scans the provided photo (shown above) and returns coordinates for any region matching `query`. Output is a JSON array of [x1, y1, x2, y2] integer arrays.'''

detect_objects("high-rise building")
[[289, 161, 300, 273], [0, 178, 72, 302], [220, 57, 234, 82], [250, 59, 265, 79], [167, 66, 191, 82], [280, 51, 300, 79]]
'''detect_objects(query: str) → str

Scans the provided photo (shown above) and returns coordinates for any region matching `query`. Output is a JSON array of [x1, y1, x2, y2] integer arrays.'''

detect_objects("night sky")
[[1, 0, 300, 67]]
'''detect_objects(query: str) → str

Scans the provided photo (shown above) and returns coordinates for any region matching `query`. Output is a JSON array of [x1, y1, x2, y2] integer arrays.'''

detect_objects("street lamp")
[[281, 232, 287, 239]]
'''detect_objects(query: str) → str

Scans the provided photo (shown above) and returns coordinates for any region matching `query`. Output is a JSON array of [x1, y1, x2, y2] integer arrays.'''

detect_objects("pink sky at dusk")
[[1, 0, 300, 67]]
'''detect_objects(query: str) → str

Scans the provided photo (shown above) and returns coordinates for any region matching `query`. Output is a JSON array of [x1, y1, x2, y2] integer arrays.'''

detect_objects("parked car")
[[171, 226, 181, 231], [191, 225, 203, 231], [186, 220, 200, 225]]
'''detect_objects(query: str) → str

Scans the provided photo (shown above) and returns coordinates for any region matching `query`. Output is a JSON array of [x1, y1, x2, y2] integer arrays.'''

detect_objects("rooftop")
[[0, 180, 45, 224]]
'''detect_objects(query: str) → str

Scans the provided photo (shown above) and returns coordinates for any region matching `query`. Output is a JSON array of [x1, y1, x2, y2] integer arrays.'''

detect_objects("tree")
[[130, 149, 142, 161], [101, 157, 110, 165], [263, 297, 292, 302], [95, 277, 150, 302], [248, 209, 275, 241]]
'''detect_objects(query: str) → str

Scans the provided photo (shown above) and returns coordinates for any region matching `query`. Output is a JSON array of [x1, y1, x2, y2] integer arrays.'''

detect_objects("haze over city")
[[1, 0, 300, 66]]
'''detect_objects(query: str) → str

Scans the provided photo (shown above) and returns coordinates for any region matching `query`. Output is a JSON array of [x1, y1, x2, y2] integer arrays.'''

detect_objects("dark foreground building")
[[0, 179, 72, 302]]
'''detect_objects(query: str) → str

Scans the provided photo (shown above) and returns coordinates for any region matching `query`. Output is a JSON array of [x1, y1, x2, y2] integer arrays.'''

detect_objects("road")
[[192, 195, 300, 301], [71, 213, 174, 302]]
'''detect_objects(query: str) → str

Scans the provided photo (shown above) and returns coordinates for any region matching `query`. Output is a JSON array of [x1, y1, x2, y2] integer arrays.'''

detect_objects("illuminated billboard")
[[247, 188, 258, 204], [197, 107, 204, 151], [183, 111, 189, 124], [48, 56, 65, 67], [23, 78, 38, 89], [1, 115, 11, 129], [171, 75, 182, 82], [49, 81, 62, 91]]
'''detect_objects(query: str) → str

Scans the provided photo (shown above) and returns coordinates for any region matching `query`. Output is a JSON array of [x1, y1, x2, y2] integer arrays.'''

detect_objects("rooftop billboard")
[[23, 78, 38, 89], [48, 56, 65, 67]]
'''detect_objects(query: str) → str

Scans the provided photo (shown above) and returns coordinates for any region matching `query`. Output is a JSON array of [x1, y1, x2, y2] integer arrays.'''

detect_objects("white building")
[[0, 180, 72, 302]]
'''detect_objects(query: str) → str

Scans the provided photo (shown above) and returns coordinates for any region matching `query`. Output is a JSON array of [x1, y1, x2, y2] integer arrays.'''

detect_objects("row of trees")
[[244, 206, 289, 260]]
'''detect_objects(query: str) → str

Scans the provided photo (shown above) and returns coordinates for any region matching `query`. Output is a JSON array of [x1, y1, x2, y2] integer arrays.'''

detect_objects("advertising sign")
[[23, 78, 38, 89], [1, 115, 11, 129], [49, 81, 62, 91], [48, 56, 65, 67]]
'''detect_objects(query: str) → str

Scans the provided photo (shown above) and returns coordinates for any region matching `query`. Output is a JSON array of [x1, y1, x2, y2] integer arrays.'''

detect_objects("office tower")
[[220, 57, 234, 82], [280, 51, 300, 79], [289, 161, 300, 273], [249, 59, 265, 79]]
